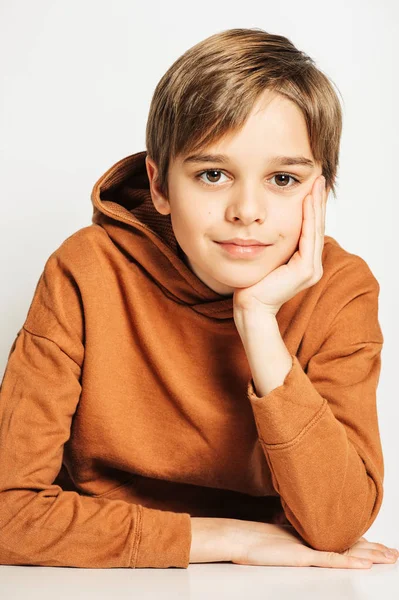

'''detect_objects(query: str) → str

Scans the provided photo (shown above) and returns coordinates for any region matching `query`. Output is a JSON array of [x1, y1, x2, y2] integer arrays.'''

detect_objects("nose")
[[226, 181, 266, 224]]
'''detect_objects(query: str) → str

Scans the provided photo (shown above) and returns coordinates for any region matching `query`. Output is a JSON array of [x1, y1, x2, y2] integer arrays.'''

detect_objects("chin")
[[213, 274, 265, 291]]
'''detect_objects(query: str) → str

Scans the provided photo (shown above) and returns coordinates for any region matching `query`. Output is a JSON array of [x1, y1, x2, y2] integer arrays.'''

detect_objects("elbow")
[[288, 477, 384, 554], [305, 531, 364, 554], [299, 512, 380, 554]]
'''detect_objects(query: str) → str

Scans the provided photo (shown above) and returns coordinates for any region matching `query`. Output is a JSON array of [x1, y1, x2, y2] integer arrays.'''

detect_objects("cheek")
[[170, 205, 209, 245], [273, 207, 303, 259], [277, 210, 302, 239], [178, 203, 215, 232]]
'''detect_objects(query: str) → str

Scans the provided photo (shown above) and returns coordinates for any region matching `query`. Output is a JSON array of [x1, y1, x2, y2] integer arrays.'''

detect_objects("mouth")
[[215, 240, 271, 247], [214, 241, 271, 258]]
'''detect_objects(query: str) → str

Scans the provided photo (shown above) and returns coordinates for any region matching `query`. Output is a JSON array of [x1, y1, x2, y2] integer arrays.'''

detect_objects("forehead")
[[175, 91, 315, 168]]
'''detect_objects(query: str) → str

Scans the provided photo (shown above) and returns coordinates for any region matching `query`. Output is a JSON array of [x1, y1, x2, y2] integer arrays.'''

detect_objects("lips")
[[215, 241, 268, 258], [217, 240, 269, 246]]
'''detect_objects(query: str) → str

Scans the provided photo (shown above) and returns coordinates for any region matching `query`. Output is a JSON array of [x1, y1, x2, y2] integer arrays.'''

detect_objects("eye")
[[269, 173, 301, 189], [195, 169, 301, 190], [196, 169, 229, 186]]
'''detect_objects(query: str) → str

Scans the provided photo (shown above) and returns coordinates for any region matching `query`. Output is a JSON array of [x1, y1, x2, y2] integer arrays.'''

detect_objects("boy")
[[0, 27, 397, 570]]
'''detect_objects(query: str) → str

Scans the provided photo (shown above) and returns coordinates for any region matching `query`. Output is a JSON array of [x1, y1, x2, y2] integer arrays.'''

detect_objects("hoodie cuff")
[[133, 505, 192, 568], [247, 354, 327, 448]]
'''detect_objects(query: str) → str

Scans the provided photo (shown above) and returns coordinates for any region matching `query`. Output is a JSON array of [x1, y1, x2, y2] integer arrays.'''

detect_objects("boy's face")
[[146, 89, 327, 297]]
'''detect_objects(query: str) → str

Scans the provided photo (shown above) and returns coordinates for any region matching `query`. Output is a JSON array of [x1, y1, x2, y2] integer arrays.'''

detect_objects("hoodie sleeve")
[[0, 251, 192, 569], [246, 260, 384, 554]]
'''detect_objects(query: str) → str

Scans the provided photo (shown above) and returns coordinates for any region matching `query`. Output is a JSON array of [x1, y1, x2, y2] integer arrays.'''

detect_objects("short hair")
[[145, 27, 343, 200]]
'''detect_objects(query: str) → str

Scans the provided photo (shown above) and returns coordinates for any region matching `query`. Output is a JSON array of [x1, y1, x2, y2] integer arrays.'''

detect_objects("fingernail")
[[319, 176, 325, 190], [385, 551, 395, 558]]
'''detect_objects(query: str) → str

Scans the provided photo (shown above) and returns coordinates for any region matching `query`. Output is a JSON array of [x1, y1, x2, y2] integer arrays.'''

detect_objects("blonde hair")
[[145, 27, 343, 199]]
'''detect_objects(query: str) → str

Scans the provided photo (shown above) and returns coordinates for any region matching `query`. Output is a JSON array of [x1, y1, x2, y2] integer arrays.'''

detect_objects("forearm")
[[234, 308, 292, 396], [233, 307, 382, 552]]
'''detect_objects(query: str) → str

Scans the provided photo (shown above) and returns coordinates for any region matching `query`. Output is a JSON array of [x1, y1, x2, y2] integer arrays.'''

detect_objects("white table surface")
[[1, 562, 398, 599]]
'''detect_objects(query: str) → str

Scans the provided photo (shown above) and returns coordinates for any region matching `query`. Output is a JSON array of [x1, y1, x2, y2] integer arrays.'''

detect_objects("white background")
[[0, 0, 398, 552]]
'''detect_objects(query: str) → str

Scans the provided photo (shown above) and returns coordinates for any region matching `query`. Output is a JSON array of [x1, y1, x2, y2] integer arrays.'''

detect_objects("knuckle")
[[297, 547, 312, 567], [231, 547, 249, 565], [325, 550, 350, 566], [308, 270, 323, 285], [325, 551, 337, 563]]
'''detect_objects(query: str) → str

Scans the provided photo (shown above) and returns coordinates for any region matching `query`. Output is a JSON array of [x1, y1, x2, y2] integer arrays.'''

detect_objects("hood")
[[91, 150, 235, 320]]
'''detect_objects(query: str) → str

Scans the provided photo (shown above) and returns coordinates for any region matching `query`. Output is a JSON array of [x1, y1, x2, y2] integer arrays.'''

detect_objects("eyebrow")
[[183, 153, 315, 169]]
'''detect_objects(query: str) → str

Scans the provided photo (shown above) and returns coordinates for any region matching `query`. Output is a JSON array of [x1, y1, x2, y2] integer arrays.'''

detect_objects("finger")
[[307, 549, 372, 569], [354, 541, 399, 555], [320, 178, 326, 242], [315, 176, 323, 271], [311, 176, 324, 276], [298, 190, 315, 271], [350, 536, 399, 554], [346, 547, 398, 564]]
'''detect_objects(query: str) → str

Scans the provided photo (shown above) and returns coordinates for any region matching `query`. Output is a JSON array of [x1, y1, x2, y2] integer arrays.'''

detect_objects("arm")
[[234, 265, 384, 554], [0, 252, 191, 569], [234, 308, 293, 397]]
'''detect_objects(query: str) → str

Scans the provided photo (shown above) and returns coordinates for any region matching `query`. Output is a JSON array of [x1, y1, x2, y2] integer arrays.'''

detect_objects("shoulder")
[[322, 235, 380, 294], [50, 224, 108, 261], [41, 225, 110, 276], [316, 236, 383, 344]]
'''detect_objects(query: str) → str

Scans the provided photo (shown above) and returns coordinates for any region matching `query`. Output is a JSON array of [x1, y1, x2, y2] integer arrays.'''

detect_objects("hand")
[[233, 175, 327, 317], [229, 519, 399, 569]]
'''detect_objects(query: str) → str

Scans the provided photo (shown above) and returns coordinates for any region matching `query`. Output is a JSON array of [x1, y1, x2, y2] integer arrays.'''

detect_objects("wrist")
[[233, 307, 291, 396], [189, 517, 239, 564], [234, 306, 278, 338]]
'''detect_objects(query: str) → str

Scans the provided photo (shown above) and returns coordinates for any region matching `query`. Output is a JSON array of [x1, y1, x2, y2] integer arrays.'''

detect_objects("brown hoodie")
[[0, 151, 384, 569]]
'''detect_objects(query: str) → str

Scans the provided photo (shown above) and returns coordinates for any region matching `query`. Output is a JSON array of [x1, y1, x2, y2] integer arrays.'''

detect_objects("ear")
[[145, 155, 171, 216]]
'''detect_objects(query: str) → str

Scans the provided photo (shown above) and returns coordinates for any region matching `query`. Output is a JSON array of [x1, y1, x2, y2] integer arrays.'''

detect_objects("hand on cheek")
[[233, 175, 327, 316]]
